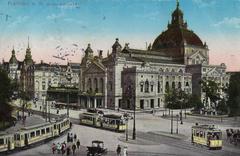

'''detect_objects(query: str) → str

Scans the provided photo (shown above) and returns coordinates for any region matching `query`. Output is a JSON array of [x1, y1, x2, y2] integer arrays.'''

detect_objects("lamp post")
[[176, 114, 179, 134], [170, 110, 173, 134], [132, 97, 136, 140], [65, 65, 73, 117], [125, 118, 128, 141]]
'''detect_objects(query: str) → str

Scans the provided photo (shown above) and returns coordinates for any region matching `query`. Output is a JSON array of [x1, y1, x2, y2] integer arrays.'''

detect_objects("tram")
[[0, 117, 70, 153], [192, 124, 222, 150], [79, 113, 126, 132]]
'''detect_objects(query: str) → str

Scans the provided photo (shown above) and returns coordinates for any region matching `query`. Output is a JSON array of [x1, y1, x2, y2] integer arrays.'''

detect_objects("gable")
[[84, 62, 106, 74], [205, 67, 221, 77]]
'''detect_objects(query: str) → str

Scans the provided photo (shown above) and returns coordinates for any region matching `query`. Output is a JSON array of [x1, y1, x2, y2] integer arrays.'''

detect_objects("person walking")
[[74, 134, 77, 142], [72, 143, 76, 155], [116, 144, 121, 156], [52, 143, 56, 154], [76, 139, 80, 149], [123, 146, 128, 156], [67, 133, 70, 142], [66, 146, 71, 155], [57, 142, 61, 154]]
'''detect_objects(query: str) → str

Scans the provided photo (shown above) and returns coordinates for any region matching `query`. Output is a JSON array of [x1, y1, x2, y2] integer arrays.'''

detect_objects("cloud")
[[8, 16, 29, 27], [46, 12, 64, 20], [192, 0, 216, 7], [213, 17, 240, 28]]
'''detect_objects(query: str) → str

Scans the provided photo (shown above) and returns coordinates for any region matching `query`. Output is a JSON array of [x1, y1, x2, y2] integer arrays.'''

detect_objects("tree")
[[200, 79, 221, 110], [0, 69, 13, 124], [227, 73, 240, 116], [187, 94, 203, 112], [165, 88, 191, 109]]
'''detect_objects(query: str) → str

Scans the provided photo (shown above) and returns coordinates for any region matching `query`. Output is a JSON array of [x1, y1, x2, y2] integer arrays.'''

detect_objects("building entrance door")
[[140, 100, 144, 109], [151, 99, 154, 108]]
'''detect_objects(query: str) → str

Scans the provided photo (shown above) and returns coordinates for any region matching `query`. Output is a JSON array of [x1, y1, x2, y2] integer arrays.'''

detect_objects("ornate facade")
[[78, 1, 229, 110]]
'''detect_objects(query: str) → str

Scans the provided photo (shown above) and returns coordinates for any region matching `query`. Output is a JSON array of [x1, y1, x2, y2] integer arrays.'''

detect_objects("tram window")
[[46, 128, 50, 133], [30, 132, 35, 138], [54, 124, 56, 129], [196, 131, 200, 137], [16, 134, 20, 140], [200, 131, 203, 137], [36, 130, 40, 136], [0, 139, 4, 145], [41, 129, 45, 135]]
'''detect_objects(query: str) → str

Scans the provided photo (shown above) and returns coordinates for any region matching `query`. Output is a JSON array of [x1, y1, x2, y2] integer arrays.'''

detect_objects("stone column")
[[94, 98, 97, 108]]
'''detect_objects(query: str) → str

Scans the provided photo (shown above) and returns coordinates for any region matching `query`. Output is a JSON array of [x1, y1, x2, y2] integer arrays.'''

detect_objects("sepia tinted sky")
[[0, 0, 240, 71]]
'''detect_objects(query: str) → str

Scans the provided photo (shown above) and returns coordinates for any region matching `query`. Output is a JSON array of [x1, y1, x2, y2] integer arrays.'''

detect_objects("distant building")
[[78, 1, 229, 111], [34, 61, 80, 101]]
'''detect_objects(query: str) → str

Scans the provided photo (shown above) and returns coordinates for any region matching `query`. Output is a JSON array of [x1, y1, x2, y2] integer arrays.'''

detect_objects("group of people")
[[51, 133, 81, 155], [226, 129, 240, 146], [116, 144, 128, 156]]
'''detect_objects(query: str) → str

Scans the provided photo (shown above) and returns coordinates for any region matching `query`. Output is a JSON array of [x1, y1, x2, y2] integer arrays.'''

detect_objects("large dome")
[[152, 27, 204, 50], [151, 1, 204, 57]]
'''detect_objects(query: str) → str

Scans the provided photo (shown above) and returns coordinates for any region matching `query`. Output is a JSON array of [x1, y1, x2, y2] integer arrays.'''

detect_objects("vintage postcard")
[[0, 0, 240, 156]]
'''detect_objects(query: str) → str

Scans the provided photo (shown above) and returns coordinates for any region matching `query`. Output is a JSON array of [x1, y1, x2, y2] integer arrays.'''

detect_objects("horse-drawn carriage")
[[87, 140, 107, 156]]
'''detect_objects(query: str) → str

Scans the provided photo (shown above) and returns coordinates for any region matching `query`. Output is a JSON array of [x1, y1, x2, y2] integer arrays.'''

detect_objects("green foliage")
[[200, 79, 221, 109], [165, 88, 192, 109], [0, 69, 13, 122], [227, 73, 240, 116], [188, 94, 203, 111]]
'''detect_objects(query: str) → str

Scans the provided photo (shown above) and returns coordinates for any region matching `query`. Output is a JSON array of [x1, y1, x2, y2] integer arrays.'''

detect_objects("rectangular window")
[[46, 128, 50, 133], [30, 132, 35, 138], [0, 139, 4, 145], [41, 129, 45, 135], [151, 85, 154, 92], [140, 85, 143, 92], [158, 98, 160, 107], [36, 130, 40, 136]]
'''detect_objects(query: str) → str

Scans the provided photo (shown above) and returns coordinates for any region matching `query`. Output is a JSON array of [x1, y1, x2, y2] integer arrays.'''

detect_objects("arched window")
[[100, 78, 104, 93], [172, 82, 175, 89], [158, 81, 160, 93], [94, 78, 98, 92], [165, 81, 169, 91], [145, 80, 149, 93], [88, 78, 92, 91], [178, 82, 181, 89]]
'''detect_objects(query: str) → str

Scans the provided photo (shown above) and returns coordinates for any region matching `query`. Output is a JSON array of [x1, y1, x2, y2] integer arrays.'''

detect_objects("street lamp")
[[176, 114, 179, 134], [65, 65, 73, 117]]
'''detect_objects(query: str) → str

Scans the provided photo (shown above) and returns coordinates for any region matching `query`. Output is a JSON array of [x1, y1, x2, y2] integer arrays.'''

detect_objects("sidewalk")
[[3, 113, 46, 133]]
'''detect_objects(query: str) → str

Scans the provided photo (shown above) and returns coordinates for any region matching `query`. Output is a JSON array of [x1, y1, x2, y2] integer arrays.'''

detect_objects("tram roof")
[[103, 114, 122, 119], [192, 124, 221, 131], [20, 122, 52, 131]]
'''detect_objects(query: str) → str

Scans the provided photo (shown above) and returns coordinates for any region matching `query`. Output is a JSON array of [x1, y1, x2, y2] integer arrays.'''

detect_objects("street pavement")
[[7, 100, 240, 156]]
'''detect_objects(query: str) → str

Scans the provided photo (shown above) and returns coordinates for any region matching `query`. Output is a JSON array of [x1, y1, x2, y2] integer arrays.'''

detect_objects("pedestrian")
[[72, 143, 76, 155], [67, 133, 70, 142], [116, 144, 121, 156], [123, 146, 128, 156], [52, 143, 56, 154], [76, 139, 80, 149], [70, 133, 73, 142], [61, 143, 66, 155], [74, 134, 77, 142], [57, 142, 61, 154], [66, 146, 71, 155]]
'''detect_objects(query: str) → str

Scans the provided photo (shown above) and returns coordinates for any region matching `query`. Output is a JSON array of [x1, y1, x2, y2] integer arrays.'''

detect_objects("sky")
[[0, 0, 240, 71]]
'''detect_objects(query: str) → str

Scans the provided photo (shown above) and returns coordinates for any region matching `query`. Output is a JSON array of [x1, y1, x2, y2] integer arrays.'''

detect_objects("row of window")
[[140, 81, 190, 93]]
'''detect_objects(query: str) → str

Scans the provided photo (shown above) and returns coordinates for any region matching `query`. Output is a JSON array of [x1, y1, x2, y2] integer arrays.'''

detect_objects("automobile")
[[87, 140, 107, 156], [123, 112, 133, 120]]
